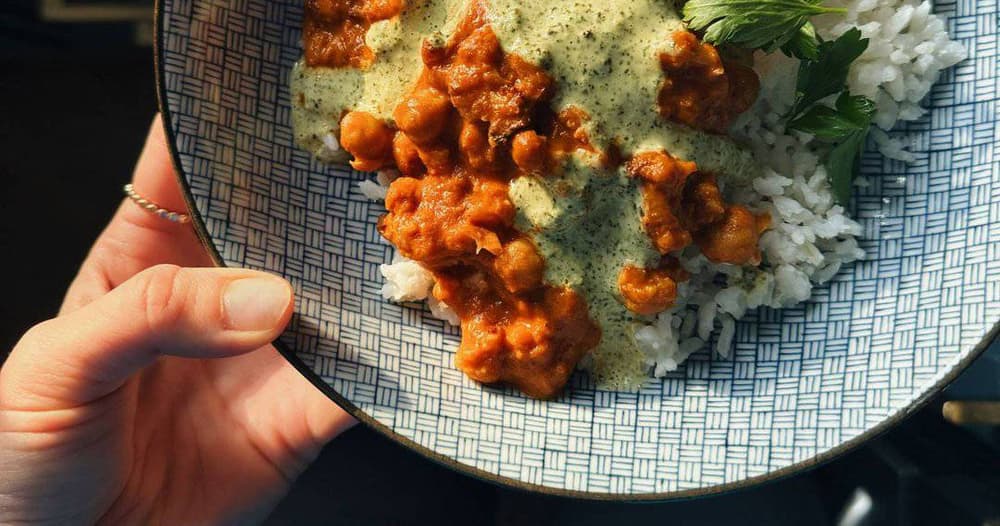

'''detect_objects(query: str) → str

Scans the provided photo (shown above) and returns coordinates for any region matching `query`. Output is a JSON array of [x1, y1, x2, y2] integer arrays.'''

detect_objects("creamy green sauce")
[[510, 155, 659, 388], [291, 0, 763, 390], [290, 0, 462, 160], [290, 0, 758, 178], [486, 0, 755, 177]]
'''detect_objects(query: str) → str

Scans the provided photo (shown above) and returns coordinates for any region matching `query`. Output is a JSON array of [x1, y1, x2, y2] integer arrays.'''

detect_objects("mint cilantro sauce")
[[291, 0, 762, 389], [510, 159, 660, 388], [291, 0, 461, 160], [486, 0, 755, 175]]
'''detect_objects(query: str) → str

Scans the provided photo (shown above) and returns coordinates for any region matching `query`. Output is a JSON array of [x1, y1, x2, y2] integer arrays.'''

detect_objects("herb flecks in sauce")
[[486, 0, 758, 179], [293, 0, 758, 180], [291, 0, 462, 159], [510, 155, 659, 388]]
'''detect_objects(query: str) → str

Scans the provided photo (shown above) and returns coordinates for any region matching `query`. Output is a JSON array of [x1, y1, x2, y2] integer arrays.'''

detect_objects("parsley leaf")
[[787, 28, 869, 120], [789, 93, 876, 204], [682, 0, 844, 53], [826, 131, 868, 205], [789, 93, 876, 140], [780, 22, 820, 60]]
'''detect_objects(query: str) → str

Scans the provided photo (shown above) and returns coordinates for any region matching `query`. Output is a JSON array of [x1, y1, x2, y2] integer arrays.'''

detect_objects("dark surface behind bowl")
[[1, 4, 998, 524]]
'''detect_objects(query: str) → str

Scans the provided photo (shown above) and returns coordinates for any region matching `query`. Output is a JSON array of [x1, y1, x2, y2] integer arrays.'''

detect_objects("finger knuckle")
[[135, 264, 187, 333]]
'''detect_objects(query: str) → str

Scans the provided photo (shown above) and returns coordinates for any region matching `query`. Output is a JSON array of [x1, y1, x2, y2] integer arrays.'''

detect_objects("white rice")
[[428, 294, 461, 326], [358, 180, 388, 200], [358, 169, 400, 200], [378, 253, 434, 302], [315, 131, 346, 163], [365, 0, 965, 380], [378, 252, 460, 325]]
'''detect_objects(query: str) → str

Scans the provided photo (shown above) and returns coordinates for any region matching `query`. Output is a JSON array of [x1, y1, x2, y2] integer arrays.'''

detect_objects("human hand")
[[0, 115, 355, 525]]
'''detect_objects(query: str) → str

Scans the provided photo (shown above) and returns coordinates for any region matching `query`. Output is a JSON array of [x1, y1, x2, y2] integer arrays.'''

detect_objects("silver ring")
[[123, 183, 191, 224]]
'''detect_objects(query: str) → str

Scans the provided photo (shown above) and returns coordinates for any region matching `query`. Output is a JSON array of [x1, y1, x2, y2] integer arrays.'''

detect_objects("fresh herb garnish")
[[786, 28, 869, 121], [825, 132, 869, 206], [780, 22, 820, 60], [790, 92, 876, 204], [785, 29, 873, 204], [682, 2, 875, 205], [682, 0, 844, 54], [789, 92, 875, 139]]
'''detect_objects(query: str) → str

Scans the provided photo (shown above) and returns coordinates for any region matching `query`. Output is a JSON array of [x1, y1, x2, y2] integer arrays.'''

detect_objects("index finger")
[[61, 115, 214, 312]]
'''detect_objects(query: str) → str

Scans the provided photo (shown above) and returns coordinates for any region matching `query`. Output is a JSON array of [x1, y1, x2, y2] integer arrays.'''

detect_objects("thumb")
[[0, 265, 294, 410]]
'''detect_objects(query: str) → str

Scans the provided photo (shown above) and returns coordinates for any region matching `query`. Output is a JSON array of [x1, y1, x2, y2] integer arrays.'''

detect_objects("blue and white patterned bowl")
[[157, 0, 999, 498]]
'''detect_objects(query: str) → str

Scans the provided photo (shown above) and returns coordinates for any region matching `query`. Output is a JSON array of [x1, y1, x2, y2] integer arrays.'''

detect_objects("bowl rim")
[[153, 0, 1000, 501]]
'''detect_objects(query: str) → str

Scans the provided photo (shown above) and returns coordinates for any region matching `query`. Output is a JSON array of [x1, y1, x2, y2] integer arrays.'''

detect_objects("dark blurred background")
[[1, 2, 998, 525]]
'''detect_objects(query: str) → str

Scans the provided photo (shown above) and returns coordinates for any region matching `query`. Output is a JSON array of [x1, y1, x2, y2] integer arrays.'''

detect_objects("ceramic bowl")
[[156, 0, 999, 498]]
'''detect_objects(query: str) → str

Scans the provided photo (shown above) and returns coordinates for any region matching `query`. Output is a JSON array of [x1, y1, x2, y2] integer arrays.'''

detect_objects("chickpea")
[[456, 26, 502, 65], [625, 150, 696, 185], [393, 88, 451, 145], [504, 318, 542, 354], [459, 121, 491, 169], [416, 144, 454, 173], [384, 178, 424, 221], [392, 133, 425, 176], [681, 171, 725, 228], [642, 184, 692, 254], [456, 317, 505, 383], [511, 130, 547, 173], [494, 238, 545, 294], [618, 265, 678, 315], [466, 179, 515, 228], [339, 111, 393, 170], [354, 0, 404, 21], [696, 205, 767, 265]]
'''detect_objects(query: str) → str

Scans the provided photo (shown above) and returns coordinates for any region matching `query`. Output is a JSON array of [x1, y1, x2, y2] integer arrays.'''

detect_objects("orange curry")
[[302, 0, 769, 398]]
